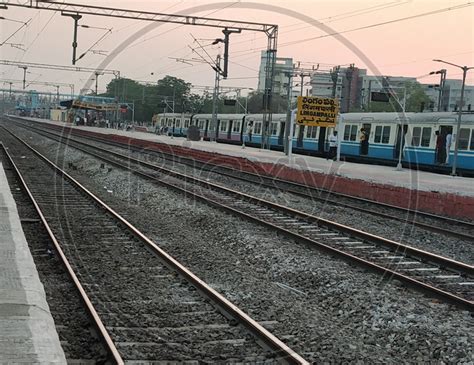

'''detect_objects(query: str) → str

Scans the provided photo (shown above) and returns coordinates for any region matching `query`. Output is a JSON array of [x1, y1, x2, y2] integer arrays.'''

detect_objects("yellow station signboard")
[[296, 96, 339, 127]]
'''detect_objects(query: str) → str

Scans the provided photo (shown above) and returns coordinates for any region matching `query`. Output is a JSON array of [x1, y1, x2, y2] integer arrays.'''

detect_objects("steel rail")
[[0, 142, 125, 365], [6, 124, 471, 310], [10, 123, 472, 276], [1, 128, 308, 364], [15, 117, 473, 242]]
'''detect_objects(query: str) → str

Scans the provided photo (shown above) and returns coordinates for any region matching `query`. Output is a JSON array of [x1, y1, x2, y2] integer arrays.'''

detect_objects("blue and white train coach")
[[153, 111, 474, 174]]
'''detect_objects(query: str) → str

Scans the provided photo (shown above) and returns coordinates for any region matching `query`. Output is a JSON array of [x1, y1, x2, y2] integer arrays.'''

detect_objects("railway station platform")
[[0, 162, 66, 363], [9, 116, 474, 220]]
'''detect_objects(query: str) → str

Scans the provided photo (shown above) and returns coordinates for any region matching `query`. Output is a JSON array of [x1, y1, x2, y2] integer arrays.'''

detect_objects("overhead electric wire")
[[122, 1, 240, 52], [280, 2, 473, 48], [22, 11, 56, 54], [228, 60, 259, 72], [114, 1, 184, 33], [76, 28, 113, 62], [190, 34, 218, 65], [0, 18, 31, 46], [188, 45, 216, 69], [228, 1, 473, 60], [221, 0, 409, 48]]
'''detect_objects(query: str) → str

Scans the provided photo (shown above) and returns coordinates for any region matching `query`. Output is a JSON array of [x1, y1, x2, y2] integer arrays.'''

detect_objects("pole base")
[[395, 162, 403, 171]]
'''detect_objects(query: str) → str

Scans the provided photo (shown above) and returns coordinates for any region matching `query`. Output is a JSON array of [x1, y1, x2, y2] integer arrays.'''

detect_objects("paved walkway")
[[0, 162, 66, 363], [16, 116, 474, 198]]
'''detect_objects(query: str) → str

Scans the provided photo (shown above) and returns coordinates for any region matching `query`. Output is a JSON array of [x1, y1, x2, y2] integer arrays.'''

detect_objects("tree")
[[404, 81, 431, 112], [366, 81, 430, 113], [245, 91, 289, 113], [102, 76, 196, 121]]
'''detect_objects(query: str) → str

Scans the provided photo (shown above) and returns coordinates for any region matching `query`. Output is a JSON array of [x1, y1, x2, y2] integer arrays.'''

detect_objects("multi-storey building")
[[439, 79, 474, 112], [309, 66, 364, 112], [257, 51, 293, 97], [358, 75, 417, 111]]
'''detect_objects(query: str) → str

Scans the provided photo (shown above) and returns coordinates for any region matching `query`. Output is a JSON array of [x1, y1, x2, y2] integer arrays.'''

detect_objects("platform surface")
[[14, 116, 474, 198], [0, 162, 66, 363]]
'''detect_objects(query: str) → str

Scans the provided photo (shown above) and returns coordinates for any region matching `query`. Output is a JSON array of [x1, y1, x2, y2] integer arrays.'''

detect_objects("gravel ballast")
[[5, 125, 473, 363], [78, 134, 473, 265]]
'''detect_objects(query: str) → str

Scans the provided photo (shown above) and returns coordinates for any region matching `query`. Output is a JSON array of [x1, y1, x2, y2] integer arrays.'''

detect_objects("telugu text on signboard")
[[296, 96, 339, 127]]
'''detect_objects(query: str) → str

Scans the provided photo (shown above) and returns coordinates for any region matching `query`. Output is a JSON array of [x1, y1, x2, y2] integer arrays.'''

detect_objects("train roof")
[[192, 113, 247, 119], [340, 112, 474, 124]]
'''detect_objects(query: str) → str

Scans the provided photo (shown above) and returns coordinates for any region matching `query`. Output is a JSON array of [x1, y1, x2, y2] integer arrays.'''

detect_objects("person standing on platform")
[[328, 131, 338, 160], [445, 131, 452, 164]]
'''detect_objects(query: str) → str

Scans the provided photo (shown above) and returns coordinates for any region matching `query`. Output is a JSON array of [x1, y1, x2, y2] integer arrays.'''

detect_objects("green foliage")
[[102, 76, 194, 121], [246, 91, 291, 113], [102, 76, 295, 121], [366, 81, 430, 113]]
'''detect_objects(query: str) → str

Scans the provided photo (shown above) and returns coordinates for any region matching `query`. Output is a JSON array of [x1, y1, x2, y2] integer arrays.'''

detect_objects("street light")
[[429, 69, 446, 111], [433, 59, 474, 176]]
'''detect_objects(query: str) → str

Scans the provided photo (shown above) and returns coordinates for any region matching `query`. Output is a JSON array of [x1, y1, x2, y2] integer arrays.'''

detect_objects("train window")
[[459, 128, 470, 150], [271, 123, 278, 135], [306, 126, 318, 138], [382, 126, 391, 144], [343, 125, 351, 140], [350, 125, 357, 141], [254, 122, 262, 134], [470, 130, 474, 150], [184, 120, 189, 128], [343, 124, 357, 141], [176, 120, 181, 127], [233, 121, 241, 132], [421, 127, 431, 147], [411, 127, 421, 146], [374, 126, 382, 143], [220, 120, 228, 132]]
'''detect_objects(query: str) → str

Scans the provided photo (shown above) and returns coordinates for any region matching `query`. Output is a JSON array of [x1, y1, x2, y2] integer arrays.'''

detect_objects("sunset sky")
[[0, 0, 472, 95]]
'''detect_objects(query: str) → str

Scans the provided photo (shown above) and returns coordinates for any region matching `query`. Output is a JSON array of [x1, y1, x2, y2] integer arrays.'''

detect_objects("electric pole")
[[94, 71, 103, 95], [211, 55, 221, 142], [19, 66, 27, 89], [61, 12, 82, 65]]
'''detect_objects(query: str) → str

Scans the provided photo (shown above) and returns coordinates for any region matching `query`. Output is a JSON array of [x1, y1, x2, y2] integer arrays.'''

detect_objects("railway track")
[[0, 132, 307, 362], [9, 117, 474, 242], [2, 122, 472, 311], [1, 149, 111, 363]]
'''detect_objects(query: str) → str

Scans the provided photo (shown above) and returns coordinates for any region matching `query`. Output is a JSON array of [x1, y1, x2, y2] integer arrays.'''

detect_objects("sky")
[[0, 0, 473, 96]]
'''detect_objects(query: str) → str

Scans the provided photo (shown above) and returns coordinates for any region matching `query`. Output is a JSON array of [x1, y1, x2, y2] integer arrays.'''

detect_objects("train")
[[151, 111, 474, 175]]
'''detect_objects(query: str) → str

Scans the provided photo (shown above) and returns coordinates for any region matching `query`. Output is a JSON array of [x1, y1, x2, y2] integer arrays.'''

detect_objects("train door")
[[439, 125, 453, 136], [204, 119, 209, 138], [297, 125, 305, 148], [228, 120, 233, 139], [360, 123, 371, 155], [394, 124, 408, 159], [215, 119, 220, 140], [242, 118, 249, 143], [439, 125, 453, 163], [278, 120, 285, 146], [318, 127, 326, 154]]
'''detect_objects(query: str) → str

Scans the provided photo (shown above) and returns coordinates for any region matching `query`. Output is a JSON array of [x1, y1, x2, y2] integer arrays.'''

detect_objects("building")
[[309, 71, 343, 98], [257, 51, 293, 97], [309, 66, 365, 113], [420, 84, 440, 111], [359, 75, 417, 111], [439, 79, 474, 112]]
